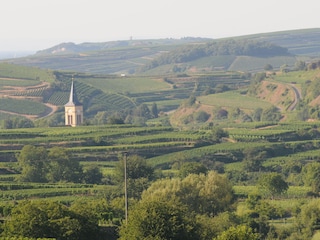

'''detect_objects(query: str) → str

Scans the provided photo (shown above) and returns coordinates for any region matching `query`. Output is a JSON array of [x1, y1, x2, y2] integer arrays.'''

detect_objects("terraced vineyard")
[[0, 121, 318, 202]]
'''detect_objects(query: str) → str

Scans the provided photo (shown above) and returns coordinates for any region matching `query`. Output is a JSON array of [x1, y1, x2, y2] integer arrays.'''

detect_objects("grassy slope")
[[0, 62, 55, 82], [198, 91, 273, 110]]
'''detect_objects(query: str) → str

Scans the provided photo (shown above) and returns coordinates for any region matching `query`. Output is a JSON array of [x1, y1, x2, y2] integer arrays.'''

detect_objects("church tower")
[[65, 79, 83, 127]]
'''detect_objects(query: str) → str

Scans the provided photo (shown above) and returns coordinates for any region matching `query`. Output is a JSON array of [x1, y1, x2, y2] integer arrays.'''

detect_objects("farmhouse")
[[64, 80, 83, 127]]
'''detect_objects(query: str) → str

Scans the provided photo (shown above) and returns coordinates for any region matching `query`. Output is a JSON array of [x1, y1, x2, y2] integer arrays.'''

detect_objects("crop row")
[[0, 182, 94, 191], [13, 87, 47, 97], [46, 91, 68, 105], [113, 132, 204, 144], [0, 187, 95, 201]]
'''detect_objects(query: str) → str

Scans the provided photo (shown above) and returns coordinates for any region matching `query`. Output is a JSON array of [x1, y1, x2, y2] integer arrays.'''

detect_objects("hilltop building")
[[65, 80, 83, 127]]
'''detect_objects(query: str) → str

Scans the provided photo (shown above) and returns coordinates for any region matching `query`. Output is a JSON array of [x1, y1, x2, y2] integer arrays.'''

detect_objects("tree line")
[[16, 145, 102, 184]]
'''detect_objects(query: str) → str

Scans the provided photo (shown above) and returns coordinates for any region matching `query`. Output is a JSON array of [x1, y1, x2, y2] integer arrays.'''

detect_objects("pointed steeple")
[[65, 78, 82, 107]]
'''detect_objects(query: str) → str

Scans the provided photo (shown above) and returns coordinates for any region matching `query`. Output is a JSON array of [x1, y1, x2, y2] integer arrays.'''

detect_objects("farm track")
[[0, 79, 58, 119], [287, 84, 302, 111]]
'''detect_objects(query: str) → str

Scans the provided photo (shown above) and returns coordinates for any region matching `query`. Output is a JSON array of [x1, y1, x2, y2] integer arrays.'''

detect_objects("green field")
[[198, 90, 273, 109], [0, 62, 55, 82]]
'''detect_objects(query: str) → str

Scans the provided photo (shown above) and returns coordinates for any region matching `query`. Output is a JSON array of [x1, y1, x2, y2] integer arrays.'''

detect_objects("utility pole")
[[123, 151, 128, 225]]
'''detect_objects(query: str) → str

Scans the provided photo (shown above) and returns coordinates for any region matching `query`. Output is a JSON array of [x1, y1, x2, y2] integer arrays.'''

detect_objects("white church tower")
[[65, 80, 83, 127]]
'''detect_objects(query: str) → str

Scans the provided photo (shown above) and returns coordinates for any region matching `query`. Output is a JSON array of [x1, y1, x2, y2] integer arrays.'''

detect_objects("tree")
[[258, 173, 288, 198], [295, 199, 320, 238], [118, 199, 198, 240], [16, 145, 48, 182], [179, 162, 207, 178], [280, 64, 289, 73], [93, 111, 108, 125], [252, 107, 263, 121], [264, 64, 273, 71], [134, 104, 151, 119], [242, 147, 267, 172], [294, 60, 306, 71], [115, 154, 155, 199], [141, 171, 234, 215], [2, 200, 100, 239], [261, 106, 281, 122], [302, 162, 320, 193], [211, 127, 229, 142], [214, 108, 228, 120], [213, 225, 259, 240], [151, 102, 158, 118], [185, 94, 196, 106], [194, 111, 210, 122], [47, 147, 83, 183], [107, 115, 124, 124], [83, 165, 103, 184], [2, 117, 34, 129], [115, 154, 154, 182]]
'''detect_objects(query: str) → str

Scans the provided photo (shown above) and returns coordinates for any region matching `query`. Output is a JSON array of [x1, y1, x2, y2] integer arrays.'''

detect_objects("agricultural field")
[[198, 90, 273, 110], [228, 56, 298, 72], [0, 120, 320, 238], [77, 75, 171, 94]]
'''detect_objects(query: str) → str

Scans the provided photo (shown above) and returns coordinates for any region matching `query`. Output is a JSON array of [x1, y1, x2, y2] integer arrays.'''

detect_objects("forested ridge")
[[140, 39, 289, 71]]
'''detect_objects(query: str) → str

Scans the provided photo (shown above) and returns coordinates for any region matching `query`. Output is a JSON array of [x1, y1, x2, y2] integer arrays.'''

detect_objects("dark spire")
[[65, 78, 82, 106]]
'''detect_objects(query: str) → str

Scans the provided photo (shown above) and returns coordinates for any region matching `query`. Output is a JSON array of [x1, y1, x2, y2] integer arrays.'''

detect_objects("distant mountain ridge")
[[3, 28, 320, 74], [35, 38, 211, 55]]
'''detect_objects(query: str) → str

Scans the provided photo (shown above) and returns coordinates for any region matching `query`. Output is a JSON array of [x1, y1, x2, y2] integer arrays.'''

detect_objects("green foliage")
[[261, 106, 281, 122], [2, 117, 34, 129], [295, 199, 320, 239], [141, 171, 234, 215], [17, 145, 84, 183], [119, 199, 198, 240], [185, 94, 196, 107], [302, 162, 320, 193], [211, 127, 229, 142], [179, 162, 207, 178], [264, 63, 273, 71], [2, 200, 100, 239], [47, 147, 83, 183], [242, 147, 267, 172], [213, 225, 259, 240], [258, 173, 288, 198], [142, 39, 288, 71], [115, 154, 154, 182], [17, 145, 48, 182], [194, 111, 210, 123], [115, 154, 155, 199], [83, 165, 103, 184]]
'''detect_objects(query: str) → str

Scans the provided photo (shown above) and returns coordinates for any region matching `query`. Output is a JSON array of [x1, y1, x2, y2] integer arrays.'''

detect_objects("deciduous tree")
[[258, 173, 288, 198], [119, 199, 198, 240], [16, 145, 48, 182], [2, 200, 100, 239], [47, 147, 83, 183], [142, 171, 234, 215]]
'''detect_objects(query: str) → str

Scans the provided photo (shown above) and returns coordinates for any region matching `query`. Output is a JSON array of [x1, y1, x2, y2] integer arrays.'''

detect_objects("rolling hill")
[[1, 28, 320, 127], [2, 28, 320, 75]]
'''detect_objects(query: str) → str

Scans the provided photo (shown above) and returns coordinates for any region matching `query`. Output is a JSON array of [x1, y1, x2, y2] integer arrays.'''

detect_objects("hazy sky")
[[1, 0, 319, 51]]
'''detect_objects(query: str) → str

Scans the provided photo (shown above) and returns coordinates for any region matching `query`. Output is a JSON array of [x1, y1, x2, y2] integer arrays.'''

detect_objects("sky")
[[1, 0, 319, 52]]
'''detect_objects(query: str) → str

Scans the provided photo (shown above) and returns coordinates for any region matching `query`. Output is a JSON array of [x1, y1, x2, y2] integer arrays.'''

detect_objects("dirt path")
[[287, 84, 302, 111]]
